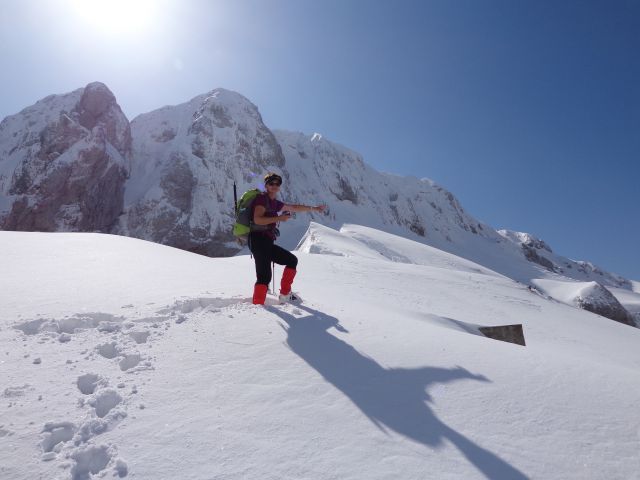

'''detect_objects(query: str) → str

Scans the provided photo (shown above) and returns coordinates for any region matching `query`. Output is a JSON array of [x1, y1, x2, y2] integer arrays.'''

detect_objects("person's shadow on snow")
[[266, 304, 528, 480]]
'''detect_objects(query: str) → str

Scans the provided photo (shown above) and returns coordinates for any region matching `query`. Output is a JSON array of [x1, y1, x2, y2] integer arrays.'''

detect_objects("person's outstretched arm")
[[282, 203, 327, 213]]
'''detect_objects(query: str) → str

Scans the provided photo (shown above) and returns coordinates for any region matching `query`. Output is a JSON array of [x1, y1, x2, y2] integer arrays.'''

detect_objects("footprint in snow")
[[14, 313, 126, 337], [128, 331, 150, 344], [155, 296, 244, 316], [119, 354, 141, 371], [89, 389, 123, 418], [96, 342, 120, 359], [70, 444, 127, 479], [40, 421, 76, 456], [76, 374, 107, 395], [3, 384, 32, 397]]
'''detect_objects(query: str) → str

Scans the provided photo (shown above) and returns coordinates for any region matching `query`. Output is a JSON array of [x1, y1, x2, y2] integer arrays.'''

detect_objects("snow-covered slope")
[[296, 223, 639, 327], [0, 83, 637, 325], [272, 131, 639, 324], [2, 227, 640, 480], [297, 222, 500, 277]]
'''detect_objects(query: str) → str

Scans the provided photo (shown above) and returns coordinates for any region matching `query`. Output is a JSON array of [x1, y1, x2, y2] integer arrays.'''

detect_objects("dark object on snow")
[[479, 324, 526, 346]]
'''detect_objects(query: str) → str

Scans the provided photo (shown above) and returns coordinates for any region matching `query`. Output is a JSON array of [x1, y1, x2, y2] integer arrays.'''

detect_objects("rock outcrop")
[[498, 230, 631, 289], [575, 282, 636, 326], [0, 82, 130, 232]]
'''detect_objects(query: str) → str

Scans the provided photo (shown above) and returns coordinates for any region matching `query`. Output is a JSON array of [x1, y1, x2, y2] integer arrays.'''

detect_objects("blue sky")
[[1, 0, 638, 279]]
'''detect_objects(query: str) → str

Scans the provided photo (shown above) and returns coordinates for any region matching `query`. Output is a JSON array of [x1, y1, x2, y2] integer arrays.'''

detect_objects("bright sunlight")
[[68, 0, 157, 36]]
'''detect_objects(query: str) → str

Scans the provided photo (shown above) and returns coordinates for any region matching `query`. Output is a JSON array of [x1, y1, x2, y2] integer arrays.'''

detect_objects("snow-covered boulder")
[[0, 82, 130, 232]]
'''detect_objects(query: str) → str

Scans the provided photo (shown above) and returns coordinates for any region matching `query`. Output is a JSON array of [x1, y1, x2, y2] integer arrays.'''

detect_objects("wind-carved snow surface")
[[298, 222, 499, 277], [2, 229, 640, 479]]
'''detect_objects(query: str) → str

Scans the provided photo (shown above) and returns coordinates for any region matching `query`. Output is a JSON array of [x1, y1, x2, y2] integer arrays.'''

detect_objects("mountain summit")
[[117, 88, 284, 256], [0, 82, 130, 232]]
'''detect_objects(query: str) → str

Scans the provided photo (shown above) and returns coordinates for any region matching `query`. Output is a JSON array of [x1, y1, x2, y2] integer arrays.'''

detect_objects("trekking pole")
[[272, 262, 276, 294], [233, 181, 238, 216]]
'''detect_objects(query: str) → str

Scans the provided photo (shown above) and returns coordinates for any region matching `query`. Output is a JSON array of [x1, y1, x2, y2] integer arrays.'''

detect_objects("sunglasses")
[[267, 181, 281, 186]]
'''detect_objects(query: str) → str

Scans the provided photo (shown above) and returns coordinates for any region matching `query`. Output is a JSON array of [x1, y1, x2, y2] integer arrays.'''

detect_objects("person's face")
[[266, 180, 281, 193]]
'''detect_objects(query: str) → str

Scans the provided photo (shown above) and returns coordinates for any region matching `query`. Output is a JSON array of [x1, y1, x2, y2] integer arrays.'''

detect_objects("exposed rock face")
[[498, 230, 631, 290], [273, 129, 497, 251], [575, 282, 635, 326], [116, 89, 285, 256], [0, 82, 130, 232], [522, 244, 556, 272]]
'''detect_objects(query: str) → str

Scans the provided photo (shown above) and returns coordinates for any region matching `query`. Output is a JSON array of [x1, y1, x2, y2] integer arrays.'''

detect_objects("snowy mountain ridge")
[[0, 82, 638, 326]]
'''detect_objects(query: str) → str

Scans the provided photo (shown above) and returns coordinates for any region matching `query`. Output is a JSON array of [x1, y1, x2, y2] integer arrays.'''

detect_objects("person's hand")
[[279, 212, 292, 221]]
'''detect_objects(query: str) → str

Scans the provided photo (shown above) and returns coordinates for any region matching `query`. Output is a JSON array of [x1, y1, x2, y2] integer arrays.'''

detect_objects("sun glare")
[[69, 0, 157, 36]]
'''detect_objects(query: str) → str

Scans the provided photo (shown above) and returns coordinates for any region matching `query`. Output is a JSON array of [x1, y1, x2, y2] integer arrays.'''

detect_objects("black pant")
[[249, 233, 298, 285]]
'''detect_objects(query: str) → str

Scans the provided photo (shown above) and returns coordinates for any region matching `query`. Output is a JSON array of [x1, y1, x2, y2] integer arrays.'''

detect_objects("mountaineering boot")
[[252, 283, 268, 305], [279, 291, 302, 303], [280, 267, 297, 295]]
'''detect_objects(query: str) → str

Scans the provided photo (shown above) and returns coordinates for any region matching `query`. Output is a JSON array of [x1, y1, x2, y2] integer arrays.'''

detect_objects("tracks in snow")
[[9, 295, 250, 479]]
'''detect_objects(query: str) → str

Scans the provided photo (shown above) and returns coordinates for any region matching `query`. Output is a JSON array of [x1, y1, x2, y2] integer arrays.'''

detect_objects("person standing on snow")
[[250, 172, 326, 305]]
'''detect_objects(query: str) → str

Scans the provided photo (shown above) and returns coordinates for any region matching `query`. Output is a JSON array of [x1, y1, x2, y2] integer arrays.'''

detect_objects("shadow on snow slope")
[[266, 304, 528, 480]]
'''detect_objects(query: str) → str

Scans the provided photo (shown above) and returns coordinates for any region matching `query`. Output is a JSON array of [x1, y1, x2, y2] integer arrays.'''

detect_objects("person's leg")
[[271, 244, 297, 269], [271, 245, 298, 295], [252, 283, 268, 304], [249, 234, 273, 304]]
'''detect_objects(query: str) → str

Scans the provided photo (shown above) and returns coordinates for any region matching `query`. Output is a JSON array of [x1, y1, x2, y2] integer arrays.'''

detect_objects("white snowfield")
[[1, 225, 640, 480]]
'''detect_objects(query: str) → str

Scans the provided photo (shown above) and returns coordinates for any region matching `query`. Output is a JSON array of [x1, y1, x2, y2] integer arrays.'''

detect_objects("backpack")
[[232, 188, 267, 244]]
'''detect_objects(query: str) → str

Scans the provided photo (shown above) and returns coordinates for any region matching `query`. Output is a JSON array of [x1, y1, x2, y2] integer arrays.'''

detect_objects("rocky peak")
[[117, 88, 284, 256], [78, 82, 117, 127], [77, 82, 131, 156], [0, 82, 130, 232]]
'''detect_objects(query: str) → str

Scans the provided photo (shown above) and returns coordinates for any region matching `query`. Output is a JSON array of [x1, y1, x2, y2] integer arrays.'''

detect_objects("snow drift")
[[2, 226, 640, 479]]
